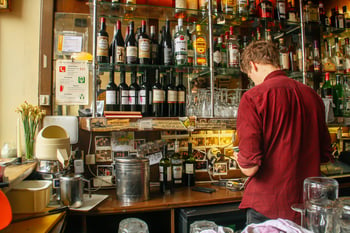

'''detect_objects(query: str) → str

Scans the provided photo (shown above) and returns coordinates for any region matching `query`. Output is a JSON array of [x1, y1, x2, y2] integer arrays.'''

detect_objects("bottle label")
[[115, 46, 125, 63], [194, 37, 207, 54], [167, 90, 178, 103], [280, 53, 289, 70], [126, 46, 137, 62], [260, 2, 273, 18], [346, 58, 350, 73], [175, 36, 187, 54], [338, 15, 345, 28], [153, 89, 165, 103], [126, 0, 136, 3], [178, 91, 185, 103], [139, 90, 147, 105], [277, 2, 286, 18], [106, 90, 117, 104], [97, 36, 109, 57], [176, 0, 186, 9], [149, 90, 153, 104], [288, 12, 297, 22], [164, 48, 172, 64], [138, 38, 151, 58], [173, 165, 183, 179], [121, 90, 129, 105], [159, 166, 164, 181], [185, 163, 194, 174], [167, 167, 172, 182], [129, 90, 136, 104], [214, 50, 222, 64], [187, 49, 194, 64]]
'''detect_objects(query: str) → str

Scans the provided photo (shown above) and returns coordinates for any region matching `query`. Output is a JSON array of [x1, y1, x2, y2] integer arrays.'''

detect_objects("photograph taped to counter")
[[95, 136, 111, 148], [213, 162, 228, 176], [113, 151, 129, 158], [195, 160, 208, 172], [97, 165, 113, 176], [95, 149, 112, 162], [134, 139, 145, 150], [193, 149, 206, 160]]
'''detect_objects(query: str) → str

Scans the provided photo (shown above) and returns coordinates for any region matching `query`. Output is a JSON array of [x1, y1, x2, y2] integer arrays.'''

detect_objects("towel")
[[241, 218, 313, 233]]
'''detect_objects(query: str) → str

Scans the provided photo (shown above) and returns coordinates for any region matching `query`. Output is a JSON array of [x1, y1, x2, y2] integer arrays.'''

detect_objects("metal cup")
[[59, 174, 90, 208]]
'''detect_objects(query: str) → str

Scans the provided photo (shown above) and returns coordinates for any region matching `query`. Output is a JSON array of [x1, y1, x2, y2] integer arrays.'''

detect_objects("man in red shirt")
[[235, 41, 333, 224]]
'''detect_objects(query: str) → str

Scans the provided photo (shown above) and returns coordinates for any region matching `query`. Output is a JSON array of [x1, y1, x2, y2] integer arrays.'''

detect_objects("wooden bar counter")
[[66, 184, 244, 233]]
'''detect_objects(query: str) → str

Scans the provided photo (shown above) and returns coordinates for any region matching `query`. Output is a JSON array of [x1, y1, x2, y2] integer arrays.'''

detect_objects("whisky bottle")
[[193, 24, 207, 66]]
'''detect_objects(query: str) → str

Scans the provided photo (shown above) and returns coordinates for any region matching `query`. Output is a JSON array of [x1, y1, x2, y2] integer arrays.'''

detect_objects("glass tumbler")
[[118, 218, 149, 233], [303, 177, 339, 204], [336, 197, 350, 233], [190, 220, 218, 233]]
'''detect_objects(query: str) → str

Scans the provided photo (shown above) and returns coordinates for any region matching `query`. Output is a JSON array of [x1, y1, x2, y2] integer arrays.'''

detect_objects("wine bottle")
[[129, 71, 140, 112], [334, 74, 344, 117], [125, 21, 138, 64], [257, 0, 273, 23], [110, 20, 125, 64], [187, 26, 194, 66], [163, 20, 173, 65], [105, 68, 119, 111], [150, 25, 159, 65], [167, 70, 177, 117], [177, 72, 186, 117], [171, 140, 183, 187], [118, 70, 130, 111], [321, 72, 333, 99], [174, 18, 188, 66], [152, 69, 164, 117], [345, 38, 350, 74], [139, 69, 152, 116], [138, 20, 151, 65], [97, 17, 109, 63], [162, 72, 169, 117], [159, 144, 173, 193], [184, 142, 195, 187]]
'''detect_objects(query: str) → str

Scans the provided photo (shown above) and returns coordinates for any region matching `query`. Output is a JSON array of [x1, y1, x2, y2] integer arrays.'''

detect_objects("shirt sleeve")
[[318, 100, 333, 163], [237, 93, 264, 168]]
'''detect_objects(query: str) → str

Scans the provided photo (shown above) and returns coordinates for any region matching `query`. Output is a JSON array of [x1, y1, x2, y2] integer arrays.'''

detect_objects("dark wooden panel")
[[55, 0, 89, 13]]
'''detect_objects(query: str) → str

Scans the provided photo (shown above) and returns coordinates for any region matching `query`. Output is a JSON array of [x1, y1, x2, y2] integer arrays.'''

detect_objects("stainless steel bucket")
[[114, 157, 150, 203], [60, 174, 90, 208]]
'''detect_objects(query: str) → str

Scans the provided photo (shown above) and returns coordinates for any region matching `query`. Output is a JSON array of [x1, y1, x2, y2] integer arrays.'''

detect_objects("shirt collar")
[[264, 70, 286, 82]]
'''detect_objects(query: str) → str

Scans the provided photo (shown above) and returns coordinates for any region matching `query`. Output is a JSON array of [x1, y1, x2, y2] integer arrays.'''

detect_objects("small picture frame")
[[97, 165, 113, 176], [134, 139, 146, 150], [195, 160, 208, 172], [0, 0, 11, 12], [95, 149, 112, 162], [213, 162, 228, 176], [229, 159, 238, 170], [193, 149, 206, 160], [95, 136, 111, 148]]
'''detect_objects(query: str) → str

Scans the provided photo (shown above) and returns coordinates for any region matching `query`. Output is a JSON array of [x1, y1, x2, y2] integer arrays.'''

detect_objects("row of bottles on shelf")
[[105, 68, 187, 117], [321, 72, 350, 118], [159, 141, 195, 193], [322, 37, 350, 74]]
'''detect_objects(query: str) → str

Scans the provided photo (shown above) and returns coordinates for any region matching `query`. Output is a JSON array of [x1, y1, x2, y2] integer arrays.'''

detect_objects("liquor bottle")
[[288, 44, 298, 72], [150, 25, 159, 65], [97, 17, 109, 63], [110, 20, 125, 64], [303, 0, 318, 23], [177, 72, 186, 117], [322, 39, 336, 73], [125, 0, 136, 13], [237, 0, 249, 21], [334, 74, 344, 117], [296, 33, 303, 71], [222, 0, 236, 15], [174, 18, 188, 66], [330, 8, 336, 28], [193, 24, 207, 66], [287, 0, 298, 23], [184, 142, 195, 187], [213, 37, 222, 68], [167, 70, 177, 117], [335, 6, 345, 29], [318, 1, 328, 26], [343, 76, 350, 116], [159, 26, 165, 65], [138, 20, 151, 65], [129, 71, 140, 112], [275, 0, 286, 24], [187, 0, 198, 20], [313, 40, 321, 73], [159, 144, 173, 193], [139, 69, 152, 117], [248, 0, 257, 18], [279, 38, 289, 71], [321, 72, 333, 99], [162, 72, 169, 117], [152, 69, 164, 117], [118, 70, 130, 111], [227, 26, 240, 68], [163, 20, 173, 66], [172, 140, 183, 187], [125, 21, 138, 64], [257, 0, 273, 23], [335, 37, 345, 73], [175, 0, 186, 18], [343, 6, 350, 28], [345, 38, 350, 74], [220, 34, 228, 68], [187, 26, 194, 66], [105, 68, 119, 111]]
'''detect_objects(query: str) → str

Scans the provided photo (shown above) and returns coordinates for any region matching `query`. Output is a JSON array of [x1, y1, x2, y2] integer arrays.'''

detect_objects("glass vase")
[[24, 135, 35, 160]]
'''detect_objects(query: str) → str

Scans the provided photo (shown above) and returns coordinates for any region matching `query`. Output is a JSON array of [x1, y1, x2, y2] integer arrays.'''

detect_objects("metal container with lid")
[[114, 157, 150, 203]]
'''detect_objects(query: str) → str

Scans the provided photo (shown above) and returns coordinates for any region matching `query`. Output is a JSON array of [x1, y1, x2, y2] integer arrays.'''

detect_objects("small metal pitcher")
[[59, 174, 91, 208]]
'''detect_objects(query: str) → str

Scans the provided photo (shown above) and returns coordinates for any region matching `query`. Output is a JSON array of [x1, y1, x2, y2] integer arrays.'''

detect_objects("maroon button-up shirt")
[[237, 70, 332, 223]]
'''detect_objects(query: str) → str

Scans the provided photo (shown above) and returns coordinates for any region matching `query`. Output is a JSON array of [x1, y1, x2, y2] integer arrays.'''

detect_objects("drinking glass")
[[303, 177, 339, 204], [190, 220, 218, 233], [336, 197, 350, 233], [118, 218, 149, 233]]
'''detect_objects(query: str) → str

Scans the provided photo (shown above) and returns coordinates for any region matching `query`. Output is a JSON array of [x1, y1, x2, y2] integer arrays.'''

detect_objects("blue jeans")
[[246, 208, 270, 225]]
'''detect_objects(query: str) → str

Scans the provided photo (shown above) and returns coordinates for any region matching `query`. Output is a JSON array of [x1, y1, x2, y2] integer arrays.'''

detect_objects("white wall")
[[0, 0, 41, 154]]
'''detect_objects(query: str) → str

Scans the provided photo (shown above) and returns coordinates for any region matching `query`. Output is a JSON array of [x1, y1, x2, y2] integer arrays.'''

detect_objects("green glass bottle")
[[184, 142, 195, 187], [171, 140, 183, 187], [334, 74, 344, 117], [159, 144, 173, 193]]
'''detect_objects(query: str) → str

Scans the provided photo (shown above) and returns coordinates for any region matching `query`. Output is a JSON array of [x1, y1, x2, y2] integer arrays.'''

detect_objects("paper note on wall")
[[55, 60, 89, 105]]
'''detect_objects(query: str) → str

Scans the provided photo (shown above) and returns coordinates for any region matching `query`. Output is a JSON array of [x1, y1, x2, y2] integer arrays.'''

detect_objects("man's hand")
[[233, 151, 259, 177]]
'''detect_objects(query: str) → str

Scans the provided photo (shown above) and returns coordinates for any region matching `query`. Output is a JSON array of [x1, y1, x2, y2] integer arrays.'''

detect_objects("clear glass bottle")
[[313, 40, 321, 73], [322, 39, 336, 73], [345, 38, 350, 74], [279, 38, 290, 70], [174, 18, 188, 66], [227, 26, 240, 68], [303, 0, 318, 23], [335, 37, 345, 73]]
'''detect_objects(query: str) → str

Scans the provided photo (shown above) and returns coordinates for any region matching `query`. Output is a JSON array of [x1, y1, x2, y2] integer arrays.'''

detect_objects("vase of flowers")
[[16, 101, 45, 160]]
